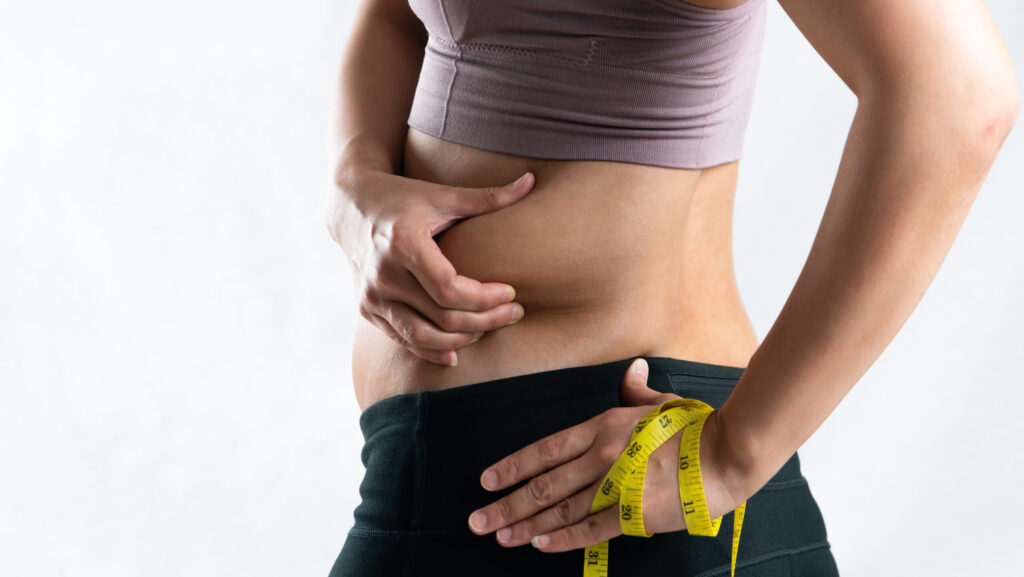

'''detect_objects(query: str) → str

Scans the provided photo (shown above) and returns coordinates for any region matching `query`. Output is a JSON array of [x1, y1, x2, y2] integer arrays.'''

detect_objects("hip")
[[351, 300, 760, 411], [330, 356, 839, 577]]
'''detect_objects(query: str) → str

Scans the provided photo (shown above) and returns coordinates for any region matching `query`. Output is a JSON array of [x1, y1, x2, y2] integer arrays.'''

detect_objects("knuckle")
[[527, 474, 552, 504], [503, 455, 521, 480], [553, 497, 574, 526], [597, 407, 618, 427], [366, 270, 391, 301], [376, 268, 399, 291], [495, 498, 513, 525], [597, 442, 622, 463], [537, 435, 561, 464], [435, 275, 459, 307], [482, 185, 500, 208], [582, 515, 601, 542], [425, 274, 454, 309], [608, 406, 630, 424], [435, 307, 460, 332], [372, 269, 395, 294], [392, 318, 413, 343], [387, 224, 414, 258], [405, 324, 427, 347]]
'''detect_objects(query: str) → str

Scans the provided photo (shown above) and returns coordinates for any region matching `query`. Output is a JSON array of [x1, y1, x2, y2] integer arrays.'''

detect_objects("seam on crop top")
[[428, 32, 597, 69], [427, 26, 755, 81], [436, 1, 460, 137], [698, 10, 756, 165], [583, 38, 599, 69]]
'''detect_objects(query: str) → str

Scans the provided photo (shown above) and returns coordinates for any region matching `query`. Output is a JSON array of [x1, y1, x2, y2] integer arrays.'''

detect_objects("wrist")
[[327, 161, 392, 256], [334, 153, 392, 194], [334, 134, 399, 182], [706, 404, 782, 502]]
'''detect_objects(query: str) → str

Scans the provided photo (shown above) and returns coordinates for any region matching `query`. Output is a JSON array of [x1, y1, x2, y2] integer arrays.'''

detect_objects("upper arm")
[[777, 0, 1018, 127], [354, 0, 428, 45]]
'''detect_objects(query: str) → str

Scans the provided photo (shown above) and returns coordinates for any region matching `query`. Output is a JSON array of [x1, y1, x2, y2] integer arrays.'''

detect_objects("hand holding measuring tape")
[[468, 358, 752, 576]]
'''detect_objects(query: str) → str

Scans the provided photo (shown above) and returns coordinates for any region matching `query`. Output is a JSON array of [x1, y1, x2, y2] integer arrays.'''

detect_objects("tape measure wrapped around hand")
[[582, 398, 747, 577]]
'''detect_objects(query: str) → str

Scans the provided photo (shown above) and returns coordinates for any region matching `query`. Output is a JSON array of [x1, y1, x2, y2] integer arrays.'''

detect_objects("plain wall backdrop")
[[2, 1, 1022, 575]]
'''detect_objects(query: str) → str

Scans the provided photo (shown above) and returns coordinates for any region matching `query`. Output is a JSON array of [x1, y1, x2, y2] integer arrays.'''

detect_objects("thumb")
[[438, 172, 535, 218], [620, 358, 678, 407]]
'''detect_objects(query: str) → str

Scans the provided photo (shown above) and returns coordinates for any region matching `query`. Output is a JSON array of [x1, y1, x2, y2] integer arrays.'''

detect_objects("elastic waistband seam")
[[358, 356, 747, 436], [348, 526, 467, 539], [692, 540, 833, 577], [759, 475, 808, 491]]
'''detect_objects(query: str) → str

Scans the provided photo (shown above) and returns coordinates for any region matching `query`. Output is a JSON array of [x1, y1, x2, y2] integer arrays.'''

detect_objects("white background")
[[2, 1, 1022, 575]]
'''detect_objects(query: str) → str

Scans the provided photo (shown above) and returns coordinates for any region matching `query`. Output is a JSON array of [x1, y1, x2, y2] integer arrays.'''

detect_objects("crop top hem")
[[406, 123, 743, 171], [405, 0, 768, 170]]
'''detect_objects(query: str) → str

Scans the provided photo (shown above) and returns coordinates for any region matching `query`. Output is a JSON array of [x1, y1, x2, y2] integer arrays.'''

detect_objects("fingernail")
[[449, 352, 458, 367], [531, 535, 550, 548], [514, 172, 532, 187], [506, 303, 525, 326], [482, 469, 498, 489], [469, 333, 483, 345], [503, 285, 516, 302], [497, 528, 511, 543], [470, 511, 487, 532], [633, 359, 648, 376]]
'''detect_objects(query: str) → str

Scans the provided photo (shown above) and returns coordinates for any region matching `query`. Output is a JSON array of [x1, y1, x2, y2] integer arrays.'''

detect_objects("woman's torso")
[[351, 126, 760, 411]]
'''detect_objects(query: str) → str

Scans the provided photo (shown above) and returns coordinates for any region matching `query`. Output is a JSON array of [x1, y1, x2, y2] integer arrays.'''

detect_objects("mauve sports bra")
[[406, 0, 768, 170]]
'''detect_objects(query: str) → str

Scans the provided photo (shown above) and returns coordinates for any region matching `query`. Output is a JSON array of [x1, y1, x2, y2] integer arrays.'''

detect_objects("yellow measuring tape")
[[583, 398, 746, 577]]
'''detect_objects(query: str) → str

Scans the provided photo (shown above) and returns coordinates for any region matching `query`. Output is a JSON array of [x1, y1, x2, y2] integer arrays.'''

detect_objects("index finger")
[[406, 228, 516, 312], [481, 421, 596, 492]]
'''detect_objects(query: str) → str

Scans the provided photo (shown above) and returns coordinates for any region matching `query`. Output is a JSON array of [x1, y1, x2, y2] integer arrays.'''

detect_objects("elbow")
[[943, 90, 1018, 182], [932, 79, 1020, 173], [977, 83, 1019, 149], [863, 66, 1019, 165], [964, 69, 1020, 159], [998, 83, 1019, 139]]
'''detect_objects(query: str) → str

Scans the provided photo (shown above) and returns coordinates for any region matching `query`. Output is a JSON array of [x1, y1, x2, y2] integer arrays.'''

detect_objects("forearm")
[[718, 91, 1017, 493], [333, 4, 427, 178]]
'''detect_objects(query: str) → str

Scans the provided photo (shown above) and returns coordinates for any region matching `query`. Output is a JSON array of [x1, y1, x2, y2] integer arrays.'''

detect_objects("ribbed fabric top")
[[406, 0, 767, 170]]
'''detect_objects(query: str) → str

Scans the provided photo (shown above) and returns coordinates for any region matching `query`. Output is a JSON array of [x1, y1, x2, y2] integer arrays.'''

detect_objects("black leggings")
[[328, 356, 840, 577]]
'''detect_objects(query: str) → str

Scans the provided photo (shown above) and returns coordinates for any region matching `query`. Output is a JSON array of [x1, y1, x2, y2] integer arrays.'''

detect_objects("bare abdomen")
[[350, 128, 758, 411]]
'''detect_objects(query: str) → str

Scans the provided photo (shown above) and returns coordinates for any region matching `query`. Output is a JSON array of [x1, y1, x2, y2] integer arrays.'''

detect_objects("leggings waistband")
[[351, 355, 801, 533]]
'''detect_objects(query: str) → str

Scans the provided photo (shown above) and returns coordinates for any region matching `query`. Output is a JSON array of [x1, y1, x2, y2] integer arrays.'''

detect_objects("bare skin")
[[457, 0, 1018, 552], [352, 130, 759, 410], [331, 0, 1017, 555]]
